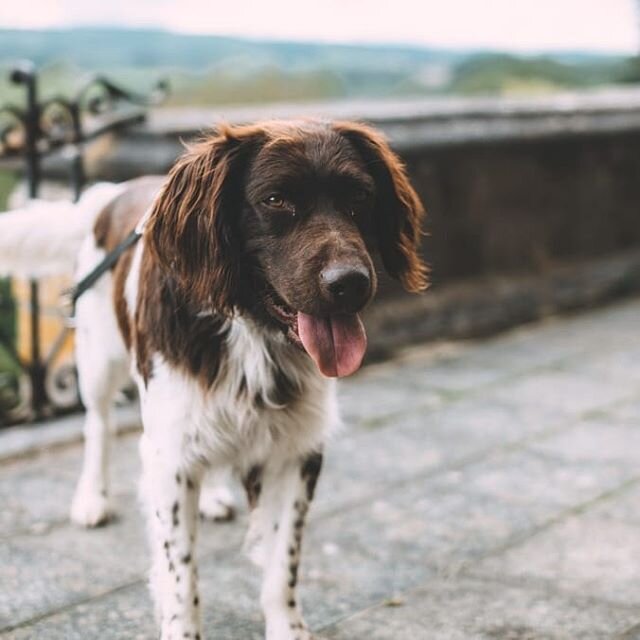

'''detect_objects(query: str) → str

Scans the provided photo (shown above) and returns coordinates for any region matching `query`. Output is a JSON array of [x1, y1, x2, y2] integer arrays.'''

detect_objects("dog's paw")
[[70, 483, 111, 527], [199, 484, 236, 522]]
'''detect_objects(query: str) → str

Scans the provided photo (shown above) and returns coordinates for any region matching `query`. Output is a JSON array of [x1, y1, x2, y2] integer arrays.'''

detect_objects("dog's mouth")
[[266, 296, 367, 378]]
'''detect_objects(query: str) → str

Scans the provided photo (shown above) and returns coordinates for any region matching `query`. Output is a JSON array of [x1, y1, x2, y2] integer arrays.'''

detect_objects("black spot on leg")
[[168, 561, 175, 572], [289, 546, 296, 556], [288, 598, 296, 608], [301, 451, 323, 478], [175, 473, 182, 484], [181, 553, 191, 564], [301, 451, 323, 501], [193, 596, 199, 606], [243, 464, 263, 509], [172, 501, 179, 527], [289, 560, 299, 588], [187, 477, 195, 491]]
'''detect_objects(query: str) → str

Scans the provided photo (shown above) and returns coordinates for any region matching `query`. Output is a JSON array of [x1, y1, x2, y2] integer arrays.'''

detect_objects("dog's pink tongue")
[[298, 312, 367, 378]]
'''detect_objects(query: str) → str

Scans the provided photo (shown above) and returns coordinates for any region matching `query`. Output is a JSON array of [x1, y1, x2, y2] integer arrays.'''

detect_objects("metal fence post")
[[10, 62, 47, 415]]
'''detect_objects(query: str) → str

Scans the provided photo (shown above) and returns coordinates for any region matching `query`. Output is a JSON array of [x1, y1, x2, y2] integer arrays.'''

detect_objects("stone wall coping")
[[140, 86, 640, 149]]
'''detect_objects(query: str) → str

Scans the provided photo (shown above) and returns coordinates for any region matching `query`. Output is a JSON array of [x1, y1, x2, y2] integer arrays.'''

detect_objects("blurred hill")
[[0, 27, 636, 106]]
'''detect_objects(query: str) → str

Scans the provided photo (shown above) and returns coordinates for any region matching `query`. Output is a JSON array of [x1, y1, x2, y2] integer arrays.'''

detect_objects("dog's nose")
[[320, 264, 371, 312]]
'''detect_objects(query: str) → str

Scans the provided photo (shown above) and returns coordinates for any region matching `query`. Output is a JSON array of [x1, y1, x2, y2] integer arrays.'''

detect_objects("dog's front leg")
[[140, 433, 202, 640], [244, 450, 323, 640]]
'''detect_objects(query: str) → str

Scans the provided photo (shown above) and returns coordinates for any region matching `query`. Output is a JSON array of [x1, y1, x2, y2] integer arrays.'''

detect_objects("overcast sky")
[[2, 0, 638, 53]]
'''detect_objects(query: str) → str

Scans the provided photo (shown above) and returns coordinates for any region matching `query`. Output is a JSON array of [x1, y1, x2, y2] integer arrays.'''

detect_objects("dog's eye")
[[263, 194, 296, 217], [265, 194, 286, 208]]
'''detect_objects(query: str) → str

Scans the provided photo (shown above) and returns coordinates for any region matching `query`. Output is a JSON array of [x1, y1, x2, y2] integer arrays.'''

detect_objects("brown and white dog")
[[0, 120, 427, 639]]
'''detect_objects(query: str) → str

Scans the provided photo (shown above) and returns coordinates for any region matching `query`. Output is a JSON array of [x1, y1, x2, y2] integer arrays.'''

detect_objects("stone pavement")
[[2, 298, 640, 639]]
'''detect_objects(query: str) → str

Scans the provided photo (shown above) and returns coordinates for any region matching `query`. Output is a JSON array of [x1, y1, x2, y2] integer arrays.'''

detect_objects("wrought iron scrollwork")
[[0, 61, 168, 425], [0, 105, 27, 155]]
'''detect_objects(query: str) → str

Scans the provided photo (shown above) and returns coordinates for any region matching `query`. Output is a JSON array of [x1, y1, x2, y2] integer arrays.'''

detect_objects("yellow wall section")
[[12, 277, 75, 364]]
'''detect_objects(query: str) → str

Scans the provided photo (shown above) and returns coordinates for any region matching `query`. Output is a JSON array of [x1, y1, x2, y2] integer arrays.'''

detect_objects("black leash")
[[61, 229, 142, 322]]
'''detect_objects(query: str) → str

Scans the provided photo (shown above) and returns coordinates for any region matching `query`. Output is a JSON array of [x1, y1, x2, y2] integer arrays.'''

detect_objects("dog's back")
[[93, 176, 163, 252]]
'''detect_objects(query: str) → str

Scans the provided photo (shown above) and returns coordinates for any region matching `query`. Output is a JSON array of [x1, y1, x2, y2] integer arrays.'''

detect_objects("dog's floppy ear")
[[146, 124, 264, 312], [334, 121, 429, 293]]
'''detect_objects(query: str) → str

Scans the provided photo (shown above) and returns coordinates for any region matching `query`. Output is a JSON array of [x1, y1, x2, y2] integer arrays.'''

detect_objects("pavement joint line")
[[0, 580, 142, 635], [315, 389, 640, 525], [0, 516, 70, 544], [458, 570, 640, 618], [347, 339, 640, 436], [317, 570, 640, 637], [617, 621, 640, 639], [316, 586, 433, 636], [0, 418, 141, 466], [455, 474, 640, 573]]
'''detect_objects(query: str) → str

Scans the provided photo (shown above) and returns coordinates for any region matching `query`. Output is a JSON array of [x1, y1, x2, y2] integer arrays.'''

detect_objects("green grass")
[[0, 170, 17, 208]]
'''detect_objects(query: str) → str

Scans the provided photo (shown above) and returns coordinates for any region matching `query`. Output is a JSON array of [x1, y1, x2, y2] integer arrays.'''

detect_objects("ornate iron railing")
[[0, 61, 167, 424]]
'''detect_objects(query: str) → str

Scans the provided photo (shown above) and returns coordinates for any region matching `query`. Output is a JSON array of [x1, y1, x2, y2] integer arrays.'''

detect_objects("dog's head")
[[147, 120, 428, 377]]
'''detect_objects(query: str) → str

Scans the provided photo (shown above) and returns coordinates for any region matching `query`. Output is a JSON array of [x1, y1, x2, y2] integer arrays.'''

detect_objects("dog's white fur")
[[0, 183, 125, 279], [0, 184, 338, 639]]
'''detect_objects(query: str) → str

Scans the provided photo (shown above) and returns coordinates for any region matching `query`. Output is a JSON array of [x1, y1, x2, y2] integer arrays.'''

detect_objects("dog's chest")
[[141, 317, 337, 465]]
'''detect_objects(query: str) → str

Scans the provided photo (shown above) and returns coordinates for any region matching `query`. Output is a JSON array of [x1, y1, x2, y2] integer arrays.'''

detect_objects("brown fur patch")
[[332, 121, 430, 292], [134, 248, 230, 386], [113, 250, 134, 349], [94, 176, 164, 350], [94, 176, 164, 252]]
